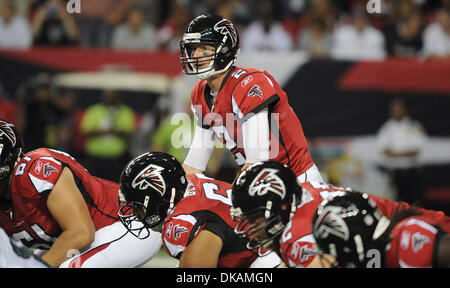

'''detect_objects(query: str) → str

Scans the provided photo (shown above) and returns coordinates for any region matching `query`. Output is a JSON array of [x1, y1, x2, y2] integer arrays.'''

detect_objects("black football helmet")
[[312, 191, 391, 268], [118, 151, 187, 239], [230, 161, 302, 255], [0, 120, 23, 198], [180, 14, 240, 80]]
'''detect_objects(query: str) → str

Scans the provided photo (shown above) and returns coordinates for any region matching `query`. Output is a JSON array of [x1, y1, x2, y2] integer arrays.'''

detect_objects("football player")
[[312, 192, 450, 268], [180, 14, 322, 183], [118, 151, 281, 268], [0, 119, 162, 267], [230, 160, 450, 268]]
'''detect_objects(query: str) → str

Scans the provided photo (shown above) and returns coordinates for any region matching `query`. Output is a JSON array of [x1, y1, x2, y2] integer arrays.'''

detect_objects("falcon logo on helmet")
[[214, 19, 238, 48], [313, 206, 351, 241], [248, 168, 286, 199], [0, 120, 17, 147], [132, 164, 166, 195]]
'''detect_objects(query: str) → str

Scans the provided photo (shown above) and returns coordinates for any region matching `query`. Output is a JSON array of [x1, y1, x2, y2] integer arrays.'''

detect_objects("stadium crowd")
[[0, 0, 448, 186], [0, 0, 448, 58]]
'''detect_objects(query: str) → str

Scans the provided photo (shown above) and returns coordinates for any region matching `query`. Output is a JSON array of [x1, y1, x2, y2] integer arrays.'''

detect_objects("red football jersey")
[[0, 148, 121, 250], [162, 174, 260, 268], [279, 181, 351, 267], [279, 182, 450, 268], [384, 215, 449, 268], [190, 66, 314, 176]]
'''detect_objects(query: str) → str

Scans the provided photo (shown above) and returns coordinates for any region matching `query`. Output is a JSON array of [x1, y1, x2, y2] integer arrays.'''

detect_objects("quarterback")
[[179, 14, 322, 183]]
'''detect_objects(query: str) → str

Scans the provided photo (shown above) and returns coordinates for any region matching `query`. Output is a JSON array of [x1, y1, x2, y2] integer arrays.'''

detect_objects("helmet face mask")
[[180, 15, 240, 80], [118, 152, 186, 239], [231, 161, 302, 256], [312, 192, 389, 268], [0, 120, 23, 199], [232, 206, 284, 255]]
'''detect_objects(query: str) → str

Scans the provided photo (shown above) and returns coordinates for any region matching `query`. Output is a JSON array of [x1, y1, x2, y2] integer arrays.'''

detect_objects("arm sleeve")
[[232, 73, 280, 122], [183, 125, 216, 171], [242, 108, 270, 163], [26, 156, 63, 198]]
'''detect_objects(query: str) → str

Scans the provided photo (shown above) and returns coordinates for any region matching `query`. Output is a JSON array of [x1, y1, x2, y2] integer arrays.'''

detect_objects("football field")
[[141, 247, 179, 268]]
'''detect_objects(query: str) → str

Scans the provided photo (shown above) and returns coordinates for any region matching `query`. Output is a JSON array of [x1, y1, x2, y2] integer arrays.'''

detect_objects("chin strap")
[[290, 194, 297, 220], [372, 216, 391, 240], [167, 188, 176, 215]]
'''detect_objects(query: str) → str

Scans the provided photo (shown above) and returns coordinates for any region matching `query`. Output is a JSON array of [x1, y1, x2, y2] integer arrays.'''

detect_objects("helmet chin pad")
[[195, 58, 235, 80]]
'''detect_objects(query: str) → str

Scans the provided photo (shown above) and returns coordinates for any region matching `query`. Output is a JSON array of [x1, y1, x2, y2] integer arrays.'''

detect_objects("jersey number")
[[211, 125, 246, 166], [202, 182, 232, 206], [12, 224, 57, 250]]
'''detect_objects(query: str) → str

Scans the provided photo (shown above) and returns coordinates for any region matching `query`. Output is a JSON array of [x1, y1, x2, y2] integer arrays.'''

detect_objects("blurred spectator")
[[129, 94, 169, 157], [297, 16, 332, 57], [0, 82, 15, 123], [281, 0, 309, 19], [423, 7, 450, 59], [389, 0, 416, 22], [330, 9, 386, 60], [151, 107, 194, 163], [375, 98, 427, 205], [385, 7, 424, 57], [80, 90, 136, 182], [111, 8, 157, 51], [241, 0, 293, 51], [54, 89, 76, 153], [0, 0, 32, 49], [76, 0, 134, 48], [132, 0, 162, 27], [15, 73, 73, 152], [31, 0, 79, 46], [308, 0, 338, 29], [156, 0, 192, 51]]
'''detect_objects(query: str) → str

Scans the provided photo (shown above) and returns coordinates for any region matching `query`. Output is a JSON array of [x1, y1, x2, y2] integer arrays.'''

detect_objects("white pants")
[[297, 163, 323, 183], [59, 221, 162, 268], [0, 228, 48, 268], [250, 251, 281, 268]]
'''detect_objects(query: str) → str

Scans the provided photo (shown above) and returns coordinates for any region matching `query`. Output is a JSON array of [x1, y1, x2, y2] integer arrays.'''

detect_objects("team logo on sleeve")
[[214, 19, 238, 48], [0, 120, 17, 147], [248, 168, 286, 199], [247, 85, 263, 100], [313, 206, 351, 241], [411, 232, 430, 253], [43, 163, 58, 177], [173, 224, 189, 241], [132, 164, 166, 195]]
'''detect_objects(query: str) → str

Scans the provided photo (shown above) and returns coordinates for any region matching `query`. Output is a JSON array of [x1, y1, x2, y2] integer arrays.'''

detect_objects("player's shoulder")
[[187, 173, 231, 188], [300, 181, 350, 198], [229, 66, 274, 89], [387, 215, 440, 267], [394, 216, 440, 235], [13, 148, 63, 197], [279, 220, 316, 267], [162, 209, 198, 258]]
